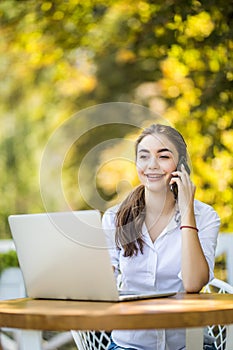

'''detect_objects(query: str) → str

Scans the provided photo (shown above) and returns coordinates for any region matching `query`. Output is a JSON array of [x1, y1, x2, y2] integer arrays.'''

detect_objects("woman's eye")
[[159, 155, 169, 159], [139, 155, 148, 159]]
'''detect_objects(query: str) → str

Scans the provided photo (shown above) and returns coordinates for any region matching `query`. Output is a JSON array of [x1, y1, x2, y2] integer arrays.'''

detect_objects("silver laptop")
[[8, 210, 176, 302]]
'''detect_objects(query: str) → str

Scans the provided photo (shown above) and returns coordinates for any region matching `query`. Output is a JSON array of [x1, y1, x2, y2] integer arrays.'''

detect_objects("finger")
[[179, 164, 191, 184], [169, 173, 181, 185]]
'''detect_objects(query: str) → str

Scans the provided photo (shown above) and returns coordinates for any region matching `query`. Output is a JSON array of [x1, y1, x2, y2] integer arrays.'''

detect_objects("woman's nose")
[[148, 156, 159, 169]]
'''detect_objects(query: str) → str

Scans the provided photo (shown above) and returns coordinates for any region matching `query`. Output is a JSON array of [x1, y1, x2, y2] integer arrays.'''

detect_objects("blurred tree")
[[0, 0, 232, 237]]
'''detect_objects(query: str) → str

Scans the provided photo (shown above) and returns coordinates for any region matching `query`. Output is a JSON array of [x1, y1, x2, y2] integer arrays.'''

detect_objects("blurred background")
[[0, 1, 232, 348], [0, 0, 232, 238]]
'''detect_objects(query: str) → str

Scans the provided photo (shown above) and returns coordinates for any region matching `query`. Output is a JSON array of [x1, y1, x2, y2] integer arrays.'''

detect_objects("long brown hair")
[[115, 124, 189, 257]]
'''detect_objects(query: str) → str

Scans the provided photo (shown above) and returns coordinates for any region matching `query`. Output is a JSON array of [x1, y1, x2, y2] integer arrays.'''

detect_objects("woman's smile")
[[144, 173, 165, 181]]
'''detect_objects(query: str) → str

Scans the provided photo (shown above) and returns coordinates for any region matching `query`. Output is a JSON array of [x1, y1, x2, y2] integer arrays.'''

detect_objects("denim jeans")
[[108, 338, 137, 350], [203, 345, 217, 350], [108, 338, 217, 350]]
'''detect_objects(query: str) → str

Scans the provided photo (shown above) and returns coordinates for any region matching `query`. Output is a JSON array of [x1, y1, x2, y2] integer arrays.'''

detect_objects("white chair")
[[71, 330, 111, 350], [71, 279, 233, 350], [203, 278, 233, 350], [215, 233, 233, 285]]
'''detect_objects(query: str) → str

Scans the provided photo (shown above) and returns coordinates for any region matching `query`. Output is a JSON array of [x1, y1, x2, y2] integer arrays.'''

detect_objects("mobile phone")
[[170, 158, 190, 199], [170, 181, 178, 200]]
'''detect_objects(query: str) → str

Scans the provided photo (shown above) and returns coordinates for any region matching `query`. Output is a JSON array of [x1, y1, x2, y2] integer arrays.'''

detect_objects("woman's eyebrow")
[[138, 147, 173, 154], [138, 148, 150, 153], [157, 148, 173, 154]]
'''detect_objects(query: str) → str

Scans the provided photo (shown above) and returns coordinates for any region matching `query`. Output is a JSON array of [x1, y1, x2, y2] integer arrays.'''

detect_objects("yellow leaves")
[[166, 14, 184, 32], [57, 74, 97, 96], [167, 11, 214, 39], [191, 134, 211, 157], [221, 129, 233, 150], [219, 92, 230, 103], [166, 11, 215, 45], [96, 136, 139, 204], [116, 49, 136, 63], [53, 11, 65, 21], [13, 29, 63, 70], [54, 49, 97, 95], [185, 12, 215, 40], [0, 0, 232, 233], [209, 59, 220, 73], [185, 110, 233, 231], [160, 57, 190, 100], [210, 151, 233, 226], [41, 2, 52, 12], [161, 57, 189, 80], [154, 26, 165, 37], [97, 158, 138, 195], [137, 1, 152, 23], [217, 113, 232, 130], [212, 152, 233, 183], [160, 56, 201, 111], [193, 137, 233, 230], [226, 71, 233, 81], [167, 86, 180, 98], [201, 44, 228, 73], [175, 98, 190, 115], [182, 49, 205, 71]]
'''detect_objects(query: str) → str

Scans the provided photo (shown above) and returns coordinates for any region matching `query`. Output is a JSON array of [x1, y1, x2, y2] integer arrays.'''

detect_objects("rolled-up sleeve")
[[196, 202, 221, 282], [102, 208, 120, 277]]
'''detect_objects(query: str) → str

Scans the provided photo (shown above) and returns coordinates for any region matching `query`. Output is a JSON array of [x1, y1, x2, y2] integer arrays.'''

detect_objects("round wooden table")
[[0, 293, 233, 350]]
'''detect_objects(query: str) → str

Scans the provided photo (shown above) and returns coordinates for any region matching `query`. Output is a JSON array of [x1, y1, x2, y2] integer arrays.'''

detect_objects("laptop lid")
[[8, 210, 176, 302], [8, 210, 122, 301]]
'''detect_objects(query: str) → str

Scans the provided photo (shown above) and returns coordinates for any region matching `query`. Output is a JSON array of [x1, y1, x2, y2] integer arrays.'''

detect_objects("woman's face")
[[136, 133, 179, 193]]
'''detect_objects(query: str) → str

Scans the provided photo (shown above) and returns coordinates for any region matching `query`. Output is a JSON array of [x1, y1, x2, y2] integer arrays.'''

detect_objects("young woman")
[[102, 124, 220, 350]]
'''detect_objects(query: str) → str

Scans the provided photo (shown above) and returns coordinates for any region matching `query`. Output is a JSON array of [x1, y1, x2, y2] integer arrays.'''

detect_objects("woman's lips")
[[145, 174, 165, 180]]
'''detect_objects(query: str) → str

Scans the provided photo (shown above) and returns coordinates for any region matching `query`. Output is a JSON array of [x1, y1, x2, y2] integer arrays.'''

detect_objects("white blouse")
[[102, 199, 220, 350]]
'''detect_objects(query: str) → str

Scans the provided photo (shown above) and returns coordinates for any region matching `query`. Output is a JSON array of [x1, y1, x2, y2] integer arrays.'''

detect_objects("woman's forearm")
[[181, 209, 209, 292], [181, 228, 209, 292]]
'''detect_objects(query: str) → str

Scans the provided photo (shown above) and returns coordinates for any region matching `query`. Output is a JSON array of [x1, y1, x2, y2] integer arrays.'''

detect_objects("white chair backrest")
[[203, 278, 233, 294], [215, 233, 233, 285], [71, 330, 111, 350], [203, 278, 233, 350], [71, 278, 233, 350]]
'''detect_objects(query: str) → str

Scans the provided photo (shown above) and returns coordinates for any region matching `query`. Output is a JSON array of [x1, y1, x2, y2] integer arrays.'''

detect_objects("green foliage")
[[0, 0, 232, 236], [0, 250, 19, 275]]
